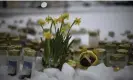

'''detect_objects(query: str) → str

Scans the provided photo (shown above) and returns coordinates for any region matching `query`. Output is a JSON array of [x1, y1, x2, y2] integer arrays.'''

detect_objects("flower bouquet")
[[37, 13, 81, 69]]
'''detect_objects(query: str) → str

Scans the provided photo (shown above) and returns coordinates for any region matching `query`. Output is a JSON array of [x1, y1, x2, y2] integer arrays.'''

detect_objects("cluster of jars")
[[99, 41, 133, 71], [69, 40, 133, 71], [0, 32, 37, 78]]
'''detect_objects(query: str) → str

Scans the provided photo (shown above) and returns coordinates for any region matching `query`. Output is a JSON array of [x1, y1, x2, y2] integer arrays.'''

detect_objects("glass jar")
[[88, 32, 99, 48], [99, 41, 106, 48], [93, 48, 106, 63], [110, 53, 128, 70], [8, 49, 20, 76], [71, 38, 81, 50], [112, 41, 120, 49], [8, 45, 22, 50], [0, 49, 8, 66], [118, 43, 130, 50], [104, 43, 116, 67], [22, 48, 36, 78], [117, 49, 128, 54], [0, 32, 7, 39], [118, 43, 132, 66]]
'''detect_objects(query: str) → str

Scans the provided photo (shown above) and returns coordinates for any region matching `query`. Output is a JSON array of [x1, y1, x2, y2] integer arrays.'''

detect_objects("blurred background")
[[0, 1, 133, 44], [0, 1, 133, 80]]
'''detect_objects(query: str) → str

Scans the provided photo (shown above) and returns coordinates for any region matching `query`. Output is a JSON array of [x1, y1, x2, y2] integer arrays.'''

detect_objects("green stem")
[[52, 19, 57, 33], [60, 19, 64, 32], [41, 25, 44, 31], [47, 39, 51, 67], [67, 21, 75, 36], [50, 22, 53, 33]]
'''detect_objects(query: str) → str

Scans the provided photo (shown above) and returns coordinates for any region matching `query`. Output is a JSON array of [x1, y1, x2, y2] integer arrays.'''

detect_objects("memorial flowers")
[[38, 13, 81, 69]]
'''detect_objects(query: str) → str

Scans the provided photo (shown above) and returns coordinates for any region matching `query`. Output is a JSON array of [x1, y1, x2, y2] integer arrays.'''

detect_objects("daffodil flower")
[[37, 19, 45, 26], [53, 18, 58, 24], [44, 31, 52, 39], [57, 17, 64, 23], [57, 13, 69, 23], [61, 13, 69, 20], [74, 18, 81, 25], [61, 23, 71, 33], [45, 16, 52, 23]]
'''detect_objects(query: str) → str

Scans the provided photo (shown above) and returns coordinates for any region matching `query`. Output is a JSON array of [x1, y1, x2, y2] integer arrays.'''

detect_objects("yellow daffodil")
[[37, 19, 45, 26], [57, 17, 64, 23], [45, 16, 52, 23], [57, 13, 69, 23], [53, 18, 58, 24], [43, 31, 52, 39], [74, 18, 81, 25], [61, 23, 71, 33], [61, 13, 69, 20]]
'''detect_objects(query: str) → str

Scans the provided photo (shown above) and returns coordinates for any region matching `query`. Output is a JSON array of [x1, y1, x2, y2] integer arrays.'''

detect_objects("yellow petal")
[[43, 31, 52, 39], [74, 18, 81, 25], [57, 17, 64, 23], [37, 19, 45, 26], [53, 18, 58, 24], [45, 16, 52, 23], [61, 13, 69, 20]]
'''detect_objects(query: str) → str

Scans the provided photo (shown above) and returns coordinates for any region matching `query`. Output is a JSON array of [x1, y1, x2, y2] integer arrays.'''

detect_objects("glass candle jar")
[[118, 43, 130, 50], [112, 41, 120, 49], [117, 49, 128, 54], [8, 49, 20, 76], [22, 48, 36, 78], [110, 53, 128, 69], [88, 32, 99, 48], [0, 32, 7, 39], [8, 45, 22, 50], [0, 50, 8, 66], [71, 38, 81, 50], [93, 48, 106, 63], [104, 43, 116, 67], [118, 43, 132, 66], [99, 41, 107, 48]]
